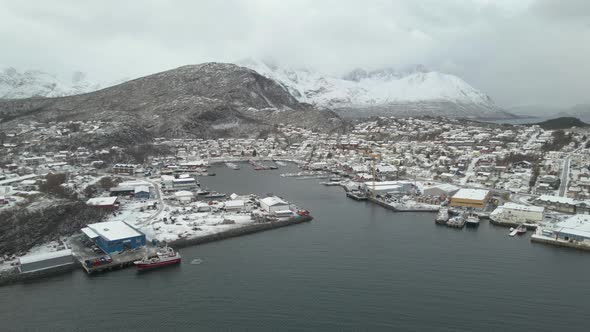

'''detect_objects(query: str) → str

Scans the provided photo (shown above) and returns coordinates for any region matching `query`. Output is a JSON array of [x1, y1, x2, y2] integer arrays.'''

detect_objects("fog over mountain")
[[1, 0, 589, 111]]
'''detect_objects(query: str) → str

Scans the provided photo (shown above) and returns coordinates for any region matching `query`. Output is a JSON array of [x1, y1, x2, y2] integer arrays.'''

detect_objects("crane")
[[360, 149, 381, 196]]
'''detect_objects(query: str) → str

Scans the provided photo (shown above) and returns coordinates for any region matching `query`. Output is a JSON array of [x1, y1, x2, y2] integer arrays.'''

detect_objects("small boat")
[[276, 161, 287, 167], [269, 165, 278, 169], [435, 208, 449, 225], [225, 162, 240, 170], [204, 192, 226, 199], [196, 189, 210, 196], [509, 227, 518, 237], [516, 224, 527, 235], [134, 246, 181, 270], [190, 258, 203, 265], [466, 214, 480, 228]]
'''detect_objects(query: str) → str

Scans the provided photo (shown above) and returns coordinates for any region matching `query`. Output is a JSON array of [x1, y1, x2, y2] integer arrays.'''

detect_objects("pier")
[[531, 234, 590, 252], [368, 197, 438, 212]]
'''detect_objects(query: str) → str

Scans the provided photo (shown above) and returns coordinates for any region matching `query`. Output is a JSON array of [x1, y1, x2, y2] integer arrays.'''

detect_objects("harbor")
[[2, 164, 590, 332]]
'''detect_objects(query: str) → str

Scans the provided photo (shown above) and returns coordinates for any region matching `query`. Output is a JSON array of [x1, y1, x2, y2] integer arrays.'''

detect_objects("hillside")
[[530, 117, 589, 130], [0, 63, 343, 142], [239, 59, 514, 120]]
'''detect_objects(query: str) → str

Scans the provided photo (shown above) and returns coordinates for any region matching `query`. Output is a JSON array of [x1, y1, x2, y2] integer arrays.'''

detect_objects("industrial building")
[[493, 202, 544, 223], [450, 189, 490, 209], [551, 215, 590, 243], [533, 195, 577, 214], [18, 249, 74, 274], [86, 196, 119, 210], [82, 221, 146, 254], [260, 196, 290, 214], [134, 185, 150, 199], [422, 183, 460, 198]]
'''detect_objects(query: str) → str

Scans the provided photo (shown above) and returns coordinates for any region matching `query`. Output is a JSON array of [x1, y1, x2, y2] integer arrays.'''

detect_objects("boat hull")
[[136, 258, 181, 270]]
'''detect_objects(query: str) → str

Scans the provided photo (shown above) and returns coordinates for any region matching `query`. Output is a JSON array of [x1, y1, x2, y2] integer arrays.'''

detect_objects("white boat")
[[276, 161, 287, 167], [516, 224, 527, 235], [466, 214, 480, 227], [435, 208, 449, 224], [225, 162, 240, 170], [509, 227, 518, 237]]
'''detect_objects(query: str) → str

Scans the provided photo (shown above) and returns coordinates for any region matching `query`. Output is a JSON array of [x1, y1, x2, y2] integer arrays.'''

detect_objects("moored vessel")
[[134, 246, 181, 271]]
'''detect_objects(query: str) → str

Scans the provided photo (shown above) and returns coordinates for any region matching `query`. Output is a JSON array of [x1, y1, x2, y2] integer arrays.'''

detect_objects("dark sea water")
[[1, 163, 589, 331]]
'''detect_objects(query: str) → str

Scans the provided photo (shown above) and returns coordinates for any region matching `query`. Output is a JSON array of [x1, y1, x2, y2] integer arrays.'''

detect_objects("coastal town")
[[1, 116, 590, 283]]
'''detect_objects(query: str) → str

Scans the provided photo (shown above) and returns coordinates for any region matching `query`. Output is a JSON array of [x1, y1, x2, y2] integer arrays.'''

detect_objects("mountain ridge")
[[238, 59, 512, 119], [0, 62, 344, 143]]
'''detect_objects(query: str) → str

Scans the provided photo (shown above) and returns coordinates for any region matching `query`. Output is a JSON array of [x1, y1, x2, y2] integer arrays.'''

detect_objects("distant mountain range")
[[239, 59, 514, 119], [1, 60, 515, 120], [0, 66, 104, 99]]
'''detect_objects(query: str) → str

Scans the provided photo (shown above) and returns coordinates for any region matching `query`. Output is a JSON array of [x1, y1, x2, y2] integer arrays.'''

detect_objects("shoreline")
[[0, 215, 312, 287]]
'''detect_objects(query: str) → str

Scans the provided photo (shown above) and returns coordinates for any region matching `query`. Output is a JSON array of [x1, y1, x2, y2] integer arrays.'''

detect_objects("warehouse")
[[423, 183, 460, 198], [134, 185, 150, 199], [18, 249, 74, 274], [260, 196, 290, 214], [83, 221, 146, 254], [86, 196, 119, 210], [552, 215, 590, 243], [450, 189, 490, 209], [497, 202, 544, 222]]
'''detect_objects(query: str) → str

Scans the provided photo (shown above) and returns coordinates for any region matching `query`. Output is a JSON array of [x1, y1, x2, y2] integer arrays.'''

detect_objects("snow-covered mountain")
[[238, 59, 512, 119], [0, 66, 102, 99]]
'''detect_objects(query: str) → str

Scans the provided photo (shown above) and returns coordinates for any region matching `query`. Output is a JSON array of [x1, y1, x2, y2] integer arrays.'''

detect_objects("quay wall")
[[531, 235, 590, 252], [169, 215, 313, 249], [0, 215, 312, 287], [368, 197, 438, 213]]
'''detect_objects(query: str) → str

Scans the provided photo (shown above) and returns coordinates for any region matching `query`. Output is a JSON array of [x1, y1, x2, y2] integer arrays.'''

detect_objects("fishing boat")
[[447, 212, 466, 229], [466, 214, 480, 228], [134, 246, 181, 271], [435, 208, 449, 225]]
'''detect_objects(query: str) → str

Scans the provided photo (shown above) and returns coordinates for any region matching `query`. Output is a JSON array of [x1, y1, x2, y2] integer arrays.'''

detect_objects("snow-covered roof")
[[86, 196, 118, 206], [555, 215, 590, 238], [224, 200, 245, 207], [425, 183, 459, 193], [81, 227, 99, 239], [19, 249, 72, 265], [134, 185, 150, 193], [87, 221, 143, 241], [174, 190, 194, 197], [260, 196, 288, 206], [452, 188, 489, 201], [536, 195, 578, 205], [502, 202, 544, 213]]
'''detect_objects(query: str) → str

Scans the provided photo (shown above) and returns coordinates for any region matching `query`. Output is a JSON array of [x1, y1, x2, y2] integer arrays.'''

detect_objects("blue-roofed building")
[[82, 221, 146, 254]]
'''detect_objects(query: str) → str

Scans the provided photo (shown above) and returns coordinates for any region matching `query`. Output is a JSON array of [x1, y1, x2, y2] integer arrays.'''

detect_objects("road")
[[558, 158, 570, 197], [143, 177, 166, 224], [556, 139, 588, 197]]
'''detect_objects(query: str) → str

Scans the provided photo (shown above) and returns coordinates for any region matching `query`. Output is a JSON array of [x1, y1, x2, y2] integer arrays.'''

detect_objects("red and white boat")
[[134, 246, 181, 270]]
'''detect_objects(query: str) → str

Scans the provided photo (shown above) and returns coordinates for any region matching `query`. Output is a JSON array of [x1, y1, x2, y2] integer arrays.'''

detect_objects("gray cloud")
[[1, 0, 589, 108]]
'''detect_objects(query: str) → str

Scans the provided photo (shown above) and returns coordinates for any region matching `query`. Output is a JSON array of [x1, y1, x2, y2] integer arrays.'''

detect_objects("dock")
[[531, 234, 590, 252], [347, 191, 368, 201], [368, 197, 438, 212]]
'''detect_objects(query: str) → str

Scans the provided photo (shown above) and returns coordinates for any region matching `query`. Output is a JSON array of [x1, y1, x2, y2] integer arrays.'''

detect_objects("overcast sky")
[[1, 0, 589, 108]]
